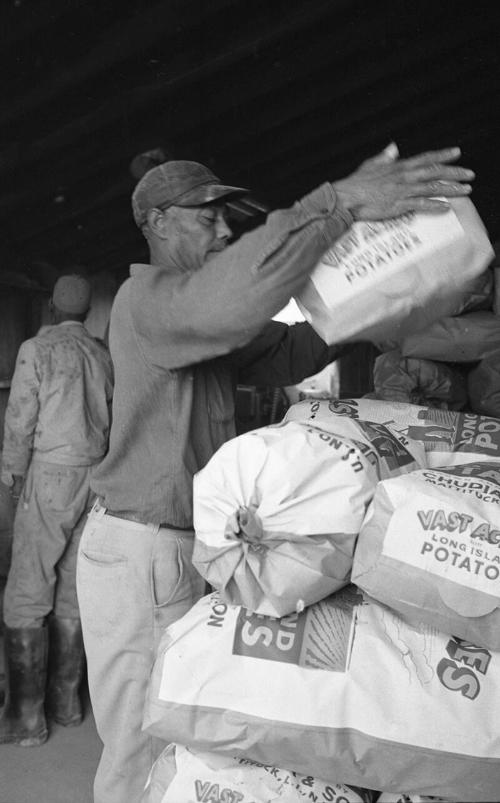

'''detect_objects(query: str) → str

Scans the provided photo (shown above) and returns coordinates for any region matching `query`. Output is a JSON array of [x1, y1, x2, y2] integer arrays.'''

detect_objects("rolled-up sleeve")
[[131, 184, 353, 369], [1, 341, 40, 480]]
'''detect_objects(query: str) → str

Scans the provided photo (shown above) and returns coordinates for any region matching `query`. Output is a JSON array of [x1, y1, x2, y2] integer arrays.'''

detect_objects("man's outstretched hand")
[[333, 145, 475, 221]]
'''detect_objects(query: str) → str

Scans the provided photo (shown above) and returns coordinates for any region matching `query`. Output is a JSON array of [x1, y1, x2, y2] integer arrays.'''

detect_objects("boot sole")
[[17, 729, 49, 747], [0, 727, 48, 747], [48, 714, 82, 727]]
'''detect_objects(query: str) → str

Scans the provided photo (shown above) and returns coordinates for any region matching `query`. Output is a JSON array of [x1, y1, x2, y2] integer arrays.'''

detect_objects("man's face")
[[160, 202, 233, 272]]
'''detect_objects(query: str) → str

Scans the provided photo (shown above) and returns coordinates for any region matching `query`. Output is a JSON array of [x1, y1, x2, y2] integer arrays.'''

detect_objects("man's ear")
[[146, 207, 169, 239]]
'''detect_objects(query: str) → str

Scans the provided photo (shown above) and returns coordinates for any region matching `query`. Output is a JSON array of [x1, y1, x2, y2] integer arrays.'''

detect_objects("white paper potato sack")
[[352, 461, 500, 648], [192, 419, 423, 618], [285, 396, 500, 469], [144, 589, 500, 801], [141, 743, 374, 803], [295, 197, 494, 344]]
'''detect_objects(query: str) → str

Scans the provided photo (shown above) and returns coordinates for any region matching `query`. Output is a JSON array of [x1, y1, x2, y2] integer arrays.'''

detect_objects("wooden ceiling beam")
[[0, 0, 86, 53], [0, 0, 345, 179], [1, 16, 485, 219], [5, 48, 493, 250], [0, 0, 237, 128], [260, 99, 500, 208], [221, 73, 496, 193], [186, 28, 493, 172]]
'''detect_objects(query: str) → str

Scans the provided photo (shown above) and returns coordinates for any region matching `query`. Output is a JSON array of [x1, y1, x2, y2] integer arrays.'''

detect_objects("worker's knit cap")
[[52, 274, 91, 314]]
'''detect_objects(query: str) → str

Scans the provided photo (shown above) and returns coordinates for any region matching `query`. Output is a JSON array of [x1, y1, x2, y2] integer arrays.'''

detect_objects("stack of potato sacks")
[[141, 396, 500, 803], [141, 194, 499, 802]]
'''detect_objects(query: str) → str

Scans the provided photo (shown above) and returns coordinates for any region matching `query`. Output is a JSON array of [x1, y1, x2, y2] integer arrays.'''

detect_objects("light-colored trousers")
[[4, 459, 94, 628], [76, 502, 205, 803]]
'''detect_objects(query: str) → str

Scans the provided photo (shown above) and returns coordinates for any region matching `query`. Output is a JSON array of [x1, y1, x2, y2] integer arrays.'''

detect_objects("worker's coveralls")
[[77, 183, 355, 803], [1, 321, 113, 628]]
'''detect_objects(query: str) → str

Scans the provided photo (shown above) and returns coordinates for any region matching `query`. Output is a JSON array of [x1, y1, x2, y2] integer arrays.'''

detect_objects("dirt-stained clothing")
[[1, 321, 113, 483], [3, 461, 94, 627], [1, 321, 113, 628]]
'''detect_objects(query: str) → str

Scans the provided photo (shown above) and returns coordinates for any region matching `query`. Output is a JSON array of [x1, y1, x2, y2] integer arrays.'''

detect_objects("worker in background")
[[0, 274, 114, 747], [77, 147, 475, 803]]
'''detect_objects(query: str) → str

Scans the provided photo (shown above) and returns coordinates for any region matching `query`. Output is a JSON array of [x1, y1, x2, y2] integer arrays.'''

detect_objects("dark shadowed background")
[[1, 0, 499, 285]]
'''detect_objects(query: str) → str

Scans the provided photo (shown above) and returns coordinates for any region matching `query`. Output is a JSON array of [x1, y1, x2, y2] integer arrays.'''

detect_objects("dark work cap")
[[131, 160, 249, 227]]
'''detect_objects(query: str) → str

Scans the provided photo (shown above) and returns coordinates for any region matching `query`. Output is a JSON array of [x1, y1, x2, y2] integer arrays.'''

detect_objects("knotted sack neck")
[[224, 505, 264, 547]]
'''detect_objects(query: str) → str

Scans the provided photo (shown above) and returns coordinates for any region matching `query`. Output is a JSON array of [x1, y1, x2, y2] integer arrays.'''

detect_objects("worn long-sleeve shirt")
[[1, 322, 114, 483], [91, 182, 354, 527]]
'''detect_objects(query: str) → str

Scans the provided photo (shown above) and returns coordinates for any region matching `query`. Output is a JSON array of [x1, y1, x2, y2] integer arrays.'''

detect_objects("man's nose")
[[216, 214, 232, 240]]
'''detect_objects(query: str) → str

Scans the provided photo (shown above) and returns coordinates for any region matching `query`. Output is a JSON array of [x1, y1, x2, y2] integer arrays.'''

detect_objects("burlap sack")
[[193, 419, 424, 617], [141, 743, 375, 803], [400, 311, 500, 363], [467, 349, 500, 418], [295, 198, 493, 344], [352, 461, 500, 648], [373, 350, 468, 410], [144, 589, 500, 800]]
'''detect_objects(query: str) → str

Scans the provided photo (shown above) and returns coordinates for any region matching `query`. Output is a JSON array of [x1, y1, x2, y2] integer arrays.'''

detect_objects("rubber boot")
[[0, 626, 49, 747], [46, 616, 85, 727], [0, 627, 5, 709]]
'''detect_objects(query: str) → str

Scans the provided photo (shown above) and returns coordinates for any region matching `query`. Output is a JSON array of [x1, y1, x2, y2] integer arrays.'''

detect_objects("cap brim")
[[175, 182, 249, 207]]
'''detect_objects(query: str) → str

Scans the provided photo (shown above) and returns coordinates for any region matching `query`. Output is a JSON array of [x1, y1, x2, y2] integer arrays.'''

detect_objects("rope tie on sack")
[[224, 506, 265, 550]]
